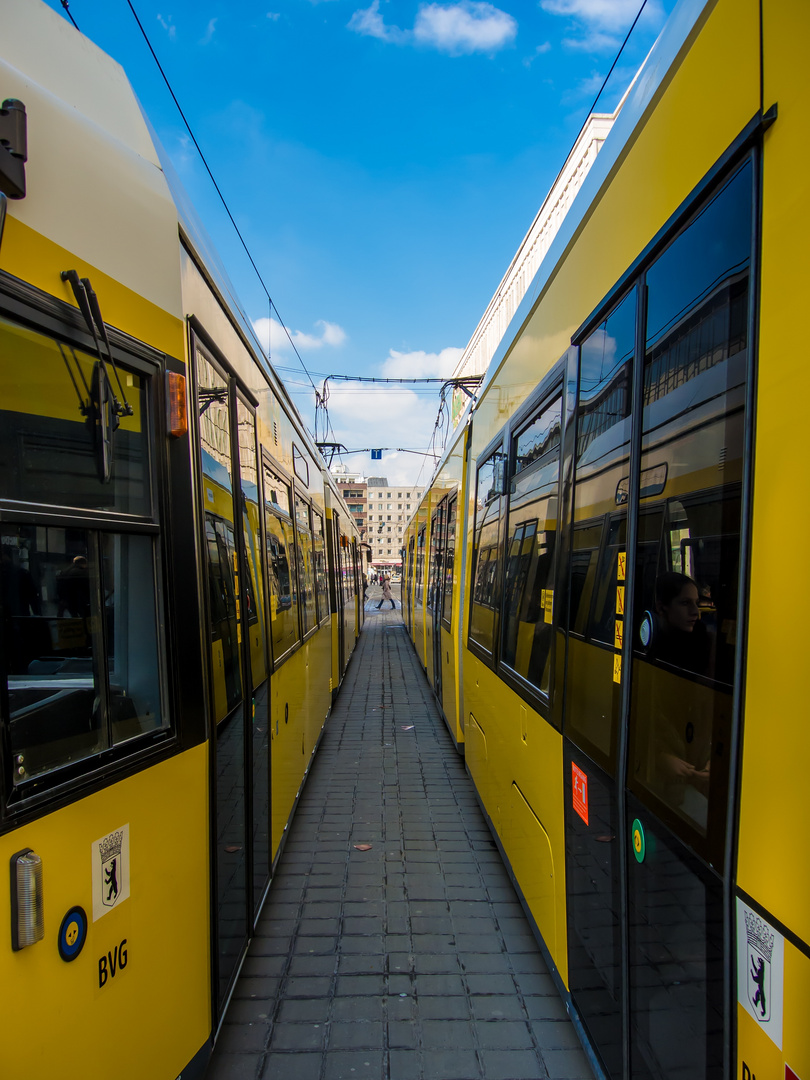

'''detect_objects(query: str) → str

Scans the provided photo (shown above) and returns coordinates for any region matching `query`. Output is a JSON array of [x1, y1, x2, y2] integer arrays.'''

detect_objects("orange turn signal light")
[[166, 371, 188, 438]]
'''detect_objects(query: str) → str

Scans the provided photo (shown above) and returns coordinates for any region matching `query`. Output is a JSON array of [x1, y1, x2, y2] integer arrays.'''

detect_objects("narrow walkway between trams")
[[205, 603, 594, 1080]]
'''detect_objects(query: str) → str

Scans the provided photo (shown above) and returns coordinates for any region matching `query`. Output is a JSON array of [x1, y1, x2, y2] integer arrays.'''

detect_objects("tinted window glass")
[[442, 496, 457, 626], [2, 525, 164, 788], [565, 289, 636, 768], [198, 350, 243, 719], [501, 397, 561, 694], [628, 163, 752, 855], [0, 316, 150, 514], [469, 447, 505, 655], [238, 401, 267, 688], [312, 510, 329, 622], [295, 495, 317, 634], [263, 465, 300, 662], [415, 525, 426, 607]]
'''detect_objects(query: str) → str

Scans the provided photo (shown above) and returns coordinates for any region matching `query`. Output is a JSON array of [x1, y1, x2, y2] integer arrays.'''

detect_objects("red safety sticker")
[[786, 1066, 801, 1080], [572, 763, 589, 825]]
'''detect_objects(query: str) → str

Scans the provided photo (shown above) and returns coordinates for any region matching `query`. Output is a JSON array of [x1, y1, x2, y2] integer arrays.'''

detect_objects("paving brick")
[[269, 1023, 326, 1051], [416, 995, 470, 1020], [213, 1023, 271, 1054], [261, 1052, 323, 1080], [327, 1022, 384, 1050], [203, 1053, 262, 1080], [422, 1049, 481, 1079], [388, 1049, 421, 1080], [479, 1049, 547, 1079], [540, 1048, 595, 1078]]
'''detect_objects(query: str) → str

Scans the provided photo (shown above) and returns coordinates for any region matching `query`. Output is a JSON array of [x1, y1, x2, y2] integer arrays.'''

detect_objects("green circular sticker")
[[632, 818, 646, 863]]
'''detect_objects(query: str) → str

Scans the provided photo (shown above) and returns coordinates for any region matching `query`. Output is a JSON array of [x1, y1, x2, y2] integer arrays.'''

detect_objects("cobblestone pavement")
[[205, 609, 595, 1080]]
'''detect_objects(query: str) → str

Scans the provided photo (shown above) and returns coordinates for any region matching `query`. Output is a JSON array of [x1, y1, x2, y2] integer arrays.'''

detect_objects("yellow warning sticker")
[[613, 653, 622, 683], [616, 586, 625, 616], [617, 551, 627, 581], [544, 589, 554, 624], [614, 620, 623, 649]]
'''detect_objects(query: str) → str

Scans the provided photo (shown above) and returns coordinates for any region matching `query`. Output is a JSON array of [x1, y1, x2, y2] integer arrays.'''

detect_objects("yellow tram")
[[0, 4, 363, 1076], [404, 1, 810, 1077]]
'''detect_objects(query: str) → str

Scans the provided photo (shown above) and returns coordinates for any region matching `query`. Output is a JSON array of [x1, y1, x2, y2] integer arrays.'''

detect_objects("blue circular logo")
[[58, 906, 87, 962]]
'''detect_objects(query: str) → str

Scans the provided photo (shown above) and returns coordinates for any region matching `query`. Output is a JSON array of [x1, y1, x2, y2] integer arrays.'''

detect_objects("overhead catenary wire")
[[60, 0, 80, 31], [121, 0, 322, 422]]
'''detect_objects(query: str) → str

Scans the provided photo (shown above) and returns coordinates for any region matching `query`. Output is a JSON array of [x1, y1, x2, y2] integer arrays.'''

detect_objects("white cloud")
[[281, 344, 465, 484], [541, 0, 665, 52], [381, 346, 463, 379], [253, 316, 348, 356], [199, 17, 217, 45], [348, 1, 408, 42], [349, 0, 516, 55], [157, 13, 177, 40], [266, 11, 281, 19], [414, 2, 517, 54], [523, 40, 551, 66]]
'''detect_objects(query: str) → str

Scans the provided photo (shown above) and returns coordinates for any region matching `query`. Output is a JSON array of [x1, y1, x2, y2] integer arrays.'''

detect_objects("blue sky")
[[44, 0, 675, 484]]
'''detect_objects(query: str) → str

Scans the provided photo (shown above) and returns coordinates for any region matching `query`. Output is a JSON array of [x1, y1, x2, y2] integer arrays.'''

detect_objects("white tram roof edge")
[[2, 0, 184, 320], [472, 0, 713, 408]]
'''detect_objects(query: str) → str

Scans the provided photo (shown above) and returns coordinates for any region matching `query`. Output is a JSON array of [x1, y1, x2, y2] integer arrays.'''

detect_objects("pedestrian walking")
[[376, 576, 395, 610]]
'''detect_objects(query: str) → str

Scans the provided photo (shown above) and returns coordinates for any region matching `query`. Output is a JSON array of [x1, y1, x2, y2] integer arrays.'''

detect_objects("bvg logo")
[[98, 939, 128, 988]]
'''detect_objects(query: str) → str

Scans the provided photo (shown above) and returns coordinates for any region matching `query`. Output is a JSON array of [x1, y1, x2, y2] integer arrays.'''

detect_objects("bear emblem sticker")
[[736, 898, 784, 1049], [91, 825, 130, 922]]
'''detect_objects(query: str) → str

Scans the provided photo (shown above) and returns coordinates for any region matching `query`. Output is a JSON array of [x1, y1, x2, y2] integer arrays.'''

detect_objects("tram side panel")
[[459, 3, 764, 1077], [0, 240, 212, 1077], [735, 3, 810, 1078]]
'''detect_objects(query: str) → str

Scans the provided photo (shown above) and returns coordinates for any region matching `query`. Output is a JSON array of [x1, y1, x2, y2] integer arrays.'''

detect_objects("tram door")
[[195, 344, 268, 1012], [563, 161, 754, 1080]]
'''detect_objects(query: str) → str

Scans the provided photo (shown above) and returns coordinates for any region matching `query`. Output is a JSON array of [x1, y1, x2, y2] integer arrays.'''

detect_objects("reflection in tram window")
[[294, 494, 317, 634], [2, 525, 165, 786], [628, 161, 752, 858], [415, 524, 426, 607], [0, 316, 150, 515], [312, 510, 329, 622], [263, 465, 301, 662], [237, 401, 267, 689], [427, 506, 442, 612], [441, 496, 457, 627], [565, 288, 636, 769], [469, 447, 505, 655], [501, 397, 561, 694]]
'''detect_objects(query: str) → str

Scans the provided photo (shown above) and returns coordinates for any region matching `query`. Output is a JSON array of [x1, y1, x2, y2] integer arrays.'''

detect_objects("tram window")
[[237, 401, 266, 688], [263, 465, 301, 662], [441, 496, 457, 628], [568, 288, 636, 644], [2, 525, 165, 789], [295, 495, 317, 634], [469, 446, 505, 656], [565, 288, 636, 770], [501, 397, 562, 694], [0, 316, 150, 515], [428, 505, 446, 613], [312, 510, 329, 623], [198, 350, 243, 720], [415, 524, 426, 607], [628, 162, 752, 853], [568, 523, 603, 637]]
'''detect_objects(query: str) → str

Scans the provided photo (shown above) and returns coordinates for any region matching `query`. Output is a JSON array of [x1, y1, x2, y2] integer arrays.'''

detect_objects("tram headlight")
[[10, 849, 44, 951]]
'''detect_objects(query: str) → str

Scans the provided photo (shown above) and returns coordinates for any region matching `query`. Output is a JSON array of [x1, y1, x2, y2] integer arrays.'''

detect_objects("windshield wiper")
[[61, 270, 133, 481]]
